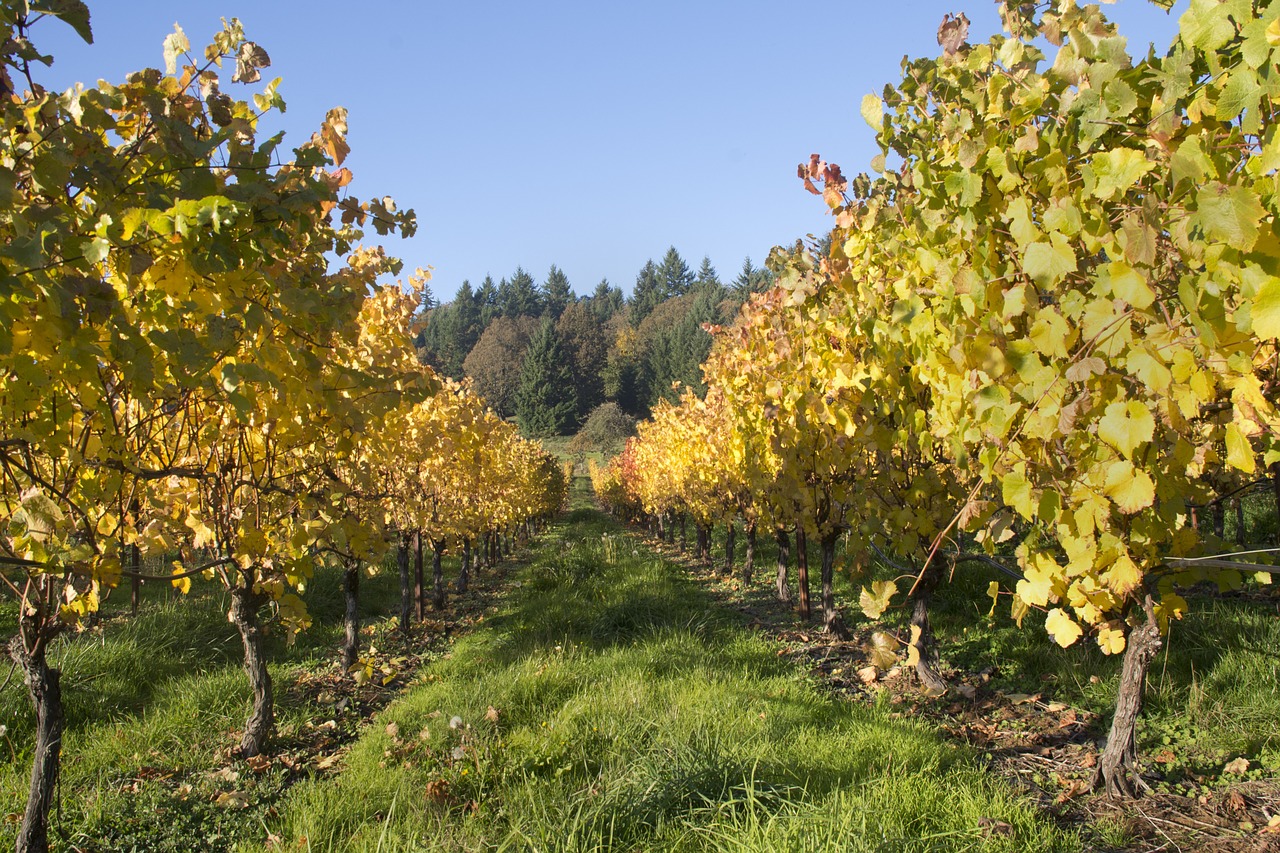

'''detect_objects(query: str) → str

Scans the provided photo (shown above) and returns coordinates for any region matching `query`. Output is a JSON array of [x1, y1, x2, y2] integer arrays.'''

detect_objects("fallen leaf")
[[1225, 757, 1251, 775], [215, 791, 251, 808], [385, 722, 399, 739], [484, 706, 500, 723], [1004, 693, 1040, 705], [857, 665, 880, 685], [977, 817, 1013, 837], [1227, 789, 1248, 817], [245, 754, 271, 773]]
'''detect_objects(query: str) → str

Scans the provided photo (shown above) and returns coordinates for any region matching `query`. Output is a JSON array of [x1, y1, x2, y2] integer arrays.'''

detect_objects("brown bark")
[[819, 532, 850, 639], [1213, 501, 1225, 540], [723, 523, 737, 575], [130, 541, 141, 617], [774, 528, 792, 604], [909, 558, 949, 695], [414, 530, 425, 621], [1093, 597, 1162, 798], [341, 559, 361, 672], [432, 540, 446, 611], [696, 525, 710, 564], [796, 527, 811, 620], [229, 585, 273, 758], [11, 635, 63, 853], [397, 533, 412, 633], [458, 539, 471, 593], [742, 522, 756, 585], [679, 513, 687, 552], [1273, 463, 1280, 546]]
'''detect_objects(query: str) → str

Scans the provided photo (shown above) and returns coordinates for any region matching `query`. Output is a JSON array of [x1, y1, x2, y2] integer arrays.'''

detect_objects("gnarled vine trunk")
[[1094, 597, 1162, 798], [458, 539, 471, 593], [796, 527, 811, 620], [414, 530, 425, 621], [11, 634, 62, 853], [229, 584, 273, 758], [908, 558, 948, 695], [432, 540, 446, 611], [742, 522, 756, 585], [397, 533, 412, 633], [774, 528, 792, 604], [679, 513, 687, 552], [723, 523, 736, 576], [819, 532, 849, 638], [341, 559, 361, 672], [695, 525, 710, 564]]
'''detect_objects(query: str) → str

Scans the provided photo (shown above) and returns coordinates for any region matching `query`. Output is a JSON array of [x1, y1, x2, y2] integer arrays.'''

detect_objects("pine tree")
[[628, 260, 663, 326], [659, 246, 694, 297], [476, 275, 499, 327], [731, 256, 771, 298], [543, 264, 573, 318], [515, 319, 578, 436], [502, 266, 542, 318], [589, 278, 625, 322], [419, 279, 438, 314], [694, 256, 720, 288]]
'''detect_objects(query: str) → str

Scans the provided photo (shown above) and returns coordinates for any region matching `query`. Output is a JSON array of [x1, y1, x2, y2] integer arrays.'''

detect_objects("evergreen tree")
[[556, 301, 608, 421], [451, 280, 482, 371], [628, 259, 663, 326], [543, 264, 573, 318], [694, 256, 720, 288], [658, 246, 694, 297], [731, 256, 771, 299], [501, 266, 542, 318], [515, 319, 578, 437], [588, 278, 625, 322], [476, 275, 499, 327], [419, 279, 438, 314]]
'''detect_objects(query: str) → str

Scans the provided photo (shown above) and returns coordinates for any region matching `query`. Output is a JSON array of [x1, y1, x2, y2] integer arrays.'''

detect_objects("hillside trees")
[[463, 315, 538, 417], [516, 319, 578, 437]]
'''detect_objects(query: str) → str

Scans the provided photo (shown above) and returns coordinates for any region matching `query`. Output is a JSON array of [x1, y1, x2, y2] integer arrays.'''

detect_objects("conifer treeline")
[[416, 247, 773, 436]]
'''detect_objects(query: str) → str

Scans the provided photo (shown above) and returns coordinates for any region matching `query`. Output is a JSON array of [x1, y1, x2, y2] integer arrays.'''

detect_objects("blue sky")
[[33, 1, 1184, 301]]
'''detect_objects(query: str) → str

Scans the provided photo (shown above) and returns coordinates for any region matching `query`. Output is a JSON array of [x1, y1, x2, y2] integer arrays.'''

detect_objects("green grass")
[[678, 512, 1280, 797], [0, 554, 425, 851], [254, 495, 1076, 852]]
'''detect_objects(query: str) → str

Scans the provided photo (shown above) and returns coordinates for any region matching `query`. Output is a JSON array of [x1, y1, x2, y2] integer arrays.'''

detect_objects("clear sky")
[[32, 1, 1185, 302]]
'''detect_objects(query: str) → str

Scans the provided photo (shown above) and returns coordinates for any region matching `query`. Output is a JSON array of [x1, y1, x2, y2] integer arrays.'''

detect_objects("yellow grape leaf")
[[867, 631, 900, 670], [1103, 554, 1142, 596], [1098, 401, 1155, 459], [1225, 422, 1256, 474], [1153, 593, 1188, 631], [861, 93, 884, 131], [1011, 595, 1029, 628], [171, 562, 192, 594], [1250, 275, 1280, 339], [859, 579, 897, 619], [1103, 459, 1156, 514], [1107, 261, 1155, 309], [1045, 608, 1083, 648], [1096, 620, 1127, 655], [986, 580, 1000, 617]]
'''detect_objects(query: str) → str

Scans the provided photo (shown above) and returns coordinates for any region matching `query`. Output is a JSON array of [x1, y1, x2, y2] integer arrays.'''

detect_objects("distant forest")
[[414, 248, 774, 437]]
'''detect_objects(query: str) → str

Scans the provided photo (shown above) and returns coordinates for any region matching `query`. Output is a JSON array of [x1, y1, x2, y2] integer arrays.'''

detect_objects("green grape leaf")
[[1194, 182, 1265, 252], [861, 93, 884, 131]]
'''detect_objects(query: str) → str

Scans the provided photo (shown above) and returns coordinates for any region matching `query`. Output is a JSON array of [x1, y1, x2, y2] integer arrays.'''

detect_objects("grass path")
[[257, 500, 1076, 852]]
